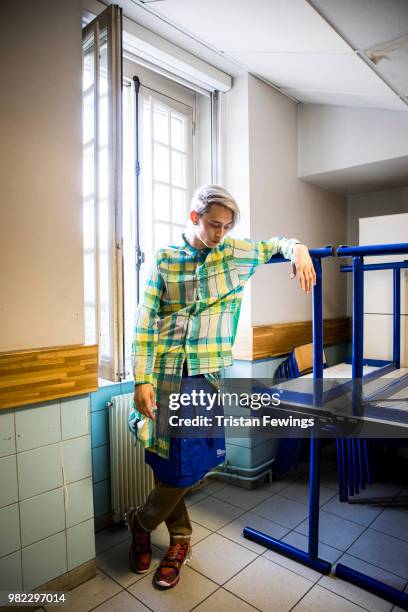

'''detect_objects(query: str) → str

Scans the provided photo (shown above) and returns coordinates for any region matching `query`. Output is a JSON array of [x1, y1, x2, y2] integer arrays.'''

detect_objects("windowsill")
[[98, 376, 134, 388]]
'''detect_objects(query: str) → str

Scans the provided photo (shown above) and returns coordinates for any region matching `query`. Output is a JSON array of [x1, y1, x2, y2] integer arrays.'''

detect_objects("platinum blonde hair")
[[190, 185, 240, 227]]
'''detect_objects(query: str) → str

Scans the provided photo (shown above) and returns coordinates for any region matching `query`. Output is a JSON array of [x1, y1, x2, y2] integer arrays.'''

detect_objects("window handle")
[[136, 246, 145, 270]]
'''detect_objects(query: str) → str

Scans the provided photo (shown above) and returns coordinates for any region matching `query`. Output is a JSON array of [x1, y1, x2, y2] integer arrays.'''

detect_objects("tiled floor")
[[53, 458, 408, 612]]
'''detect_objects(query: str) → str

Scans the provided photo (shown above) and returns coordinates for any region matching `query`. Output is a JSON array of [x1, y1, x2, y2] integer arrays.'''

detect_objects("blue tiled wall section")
[[90, 382, 122, 518]]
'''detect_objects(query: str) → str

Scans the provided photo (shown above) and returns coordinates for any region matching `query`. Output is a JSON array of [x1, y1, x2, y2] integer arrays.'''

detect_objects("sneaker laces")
[[164, 542, 190, 565]]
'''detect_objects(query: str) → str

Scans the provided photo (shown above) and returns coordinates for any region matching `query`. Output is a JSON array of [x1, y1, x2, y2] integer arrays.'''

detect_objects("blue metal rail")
[[337, 242, 408, 257]]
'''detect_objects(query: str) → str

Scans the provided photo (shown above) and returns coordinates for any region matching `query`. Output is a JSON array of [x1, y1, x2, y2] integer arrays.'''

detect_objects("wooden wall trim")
[[232, 317, 351, 361], [0, 345, 98, 410]]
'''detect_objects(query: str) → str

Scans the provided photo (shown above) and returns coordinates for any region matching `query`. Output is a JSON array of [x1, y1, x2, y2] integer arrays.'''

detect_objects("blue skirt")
[[145, 370, 225, 487]]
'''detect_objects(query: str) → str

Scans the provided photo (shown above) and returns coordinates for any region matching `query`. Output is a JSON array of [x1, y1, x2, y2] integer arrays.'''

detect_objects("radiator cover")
[[109, 393, 155, 522]]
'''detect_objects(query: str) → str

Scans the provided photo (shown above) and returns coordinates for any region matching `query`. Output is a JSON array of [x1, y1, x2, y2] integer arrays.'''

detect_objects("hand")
[[134, 383, 157, 419], [291, 244, 316, 293]]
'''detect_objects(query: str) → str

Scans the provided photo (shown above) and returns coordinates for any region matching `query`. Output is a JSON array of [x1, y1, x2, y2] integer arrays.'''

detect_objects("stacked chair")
[[272, 343, 326, 477], [272, 343, 372, 502]]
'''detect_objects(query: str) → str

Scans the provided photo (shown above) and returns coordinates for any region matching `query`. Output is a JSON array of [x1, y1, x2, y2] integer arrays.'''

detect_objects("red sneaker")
[[154, 542, 192, 588], [125, 507, 152, 574]]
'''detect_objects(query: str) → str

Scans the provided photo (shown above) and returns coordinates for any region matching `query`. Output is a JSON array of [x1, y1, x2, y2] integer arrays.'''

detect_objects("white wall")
[[346, 186, 408, 315], [195, 93, 212, 187], [359, 213, 408, 367], [247, 75, 347, 326], [298, 104, 408, 178], [347, 186, 408, 245], [0, 0, 83, 351], [223, 74, 252, 326]]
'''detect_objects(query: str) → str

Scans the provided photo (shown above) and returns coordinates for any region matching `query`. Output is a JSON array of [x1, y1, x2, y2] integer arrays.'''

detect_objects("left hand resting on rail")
[[291, 244, 316, 293]]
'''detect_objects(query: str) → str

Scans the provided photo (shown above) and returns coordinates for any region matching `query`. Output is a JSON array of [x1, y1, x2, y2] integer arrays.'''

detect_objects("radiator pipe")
[[204, 466, 273, 483]]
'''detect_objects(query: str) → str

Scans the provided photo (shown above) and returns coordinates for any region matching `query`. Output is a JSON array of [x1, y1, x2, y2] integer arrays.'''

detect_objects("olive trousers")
[[135, 476, 192, 544]]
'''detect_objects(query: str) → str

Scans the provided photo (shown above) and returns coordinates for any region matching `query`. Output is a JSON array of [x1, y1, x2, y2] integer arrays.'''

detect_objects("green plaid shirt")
[[132, 232, 299, 458]]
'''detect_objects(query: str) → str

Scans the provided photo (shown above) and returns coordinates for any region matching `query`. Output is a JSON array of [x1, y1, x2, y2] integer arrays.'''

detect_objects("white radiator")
[[109, 393, 155, 522]]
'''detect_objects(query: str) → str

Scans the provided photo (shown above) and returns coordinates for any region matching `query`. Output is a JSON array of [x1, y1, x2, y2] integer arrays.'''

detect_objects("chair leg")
[[352, 438, 359, 495], [363, 439, 373, 485], [348, 439, 354, 497]]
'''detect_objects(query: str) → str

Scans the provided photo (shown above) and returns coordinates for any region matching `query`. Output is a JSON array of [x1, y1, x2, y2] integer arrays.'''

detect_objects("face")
[[191, 204, 234, 248]]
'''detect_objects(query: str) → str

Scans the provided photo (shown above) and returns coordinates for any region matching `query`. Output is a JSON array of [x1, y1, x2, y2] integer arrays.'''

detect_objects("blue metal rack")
[[242, 242, 408, 610]]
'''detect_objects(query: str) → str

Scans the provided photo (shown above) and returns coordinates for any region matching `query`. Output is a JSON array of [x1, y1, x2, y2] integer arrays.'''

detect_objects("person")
[[128, 185, 316, 589]]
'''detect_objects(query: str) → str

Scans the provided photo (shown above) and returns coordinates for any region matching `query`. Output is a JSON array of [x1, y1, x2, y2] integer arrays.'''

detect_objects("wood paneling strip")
[[232, 317, 351, 361], [0, 345, 98, 410]]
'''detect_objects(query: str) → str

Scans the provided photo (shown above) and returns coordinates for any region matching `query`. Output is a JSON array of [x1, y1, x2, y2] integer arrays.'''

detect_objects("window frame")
[[82, 24, 219, 382], [121, 61, 196, 378], [82, 5, 123, 381]]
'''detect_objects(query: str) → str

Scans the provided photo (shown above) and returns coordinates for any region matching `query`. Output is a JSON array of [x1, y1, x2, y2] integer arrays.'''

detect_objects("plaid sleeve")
[[230, 236, 300, 283], [131, 256, 165, 385]]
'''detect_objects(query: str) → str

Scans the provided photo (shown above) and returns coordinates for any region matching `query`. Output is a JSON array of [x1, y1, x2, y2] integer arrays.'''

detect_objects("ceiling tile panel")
[[146, 0, 351, 53], [309, 0, 408, 50], [227, 51, 393, 94]]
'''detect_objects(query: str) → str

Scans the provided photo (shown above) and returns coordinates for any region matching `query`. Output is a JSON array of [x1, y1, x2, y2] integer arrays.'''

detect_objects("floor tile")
[[188, 496, 244, 531], [199, 479, 228, 495], [45, 570, 122, 612], [185, 489, 209, 508], [217, 510, 289, 554], [96, 539, 163, 588], [224, 556, 313, 611], [193, 587, 258, 611], [320, 471, 339, 495], [95, 525, 130, 555], [392, 583, 408, 612], [295, 511, 365, 551], [351, 482, 404, 501], [370, 507, 408, 543], [251, 494, 309, 529], [292, 584, 365, 611], [298, 470, 340, 491], [321, 495, 384, 527], [128, 565, 218, 612], [189, 533, 257, 585], [281, 531, 343, 565], [261, 549, 322, 584], [279, 481, 337, 506], [347, 529, 408, 579], [320, 567, 395, 612], [151, 520, 212, 550], [211, 482, 276, 511], [298, 456, 338, 485], [92, 590, 150, 611]]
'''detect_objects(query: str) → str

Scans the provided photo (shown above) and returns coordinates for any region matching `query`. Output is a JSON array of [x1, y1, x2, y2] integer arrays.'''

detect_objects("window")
[[82, 5, 123, 381], [138, 88, 193, 290], [82, 17, 214, 381], [122, 61, 202, 378]]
